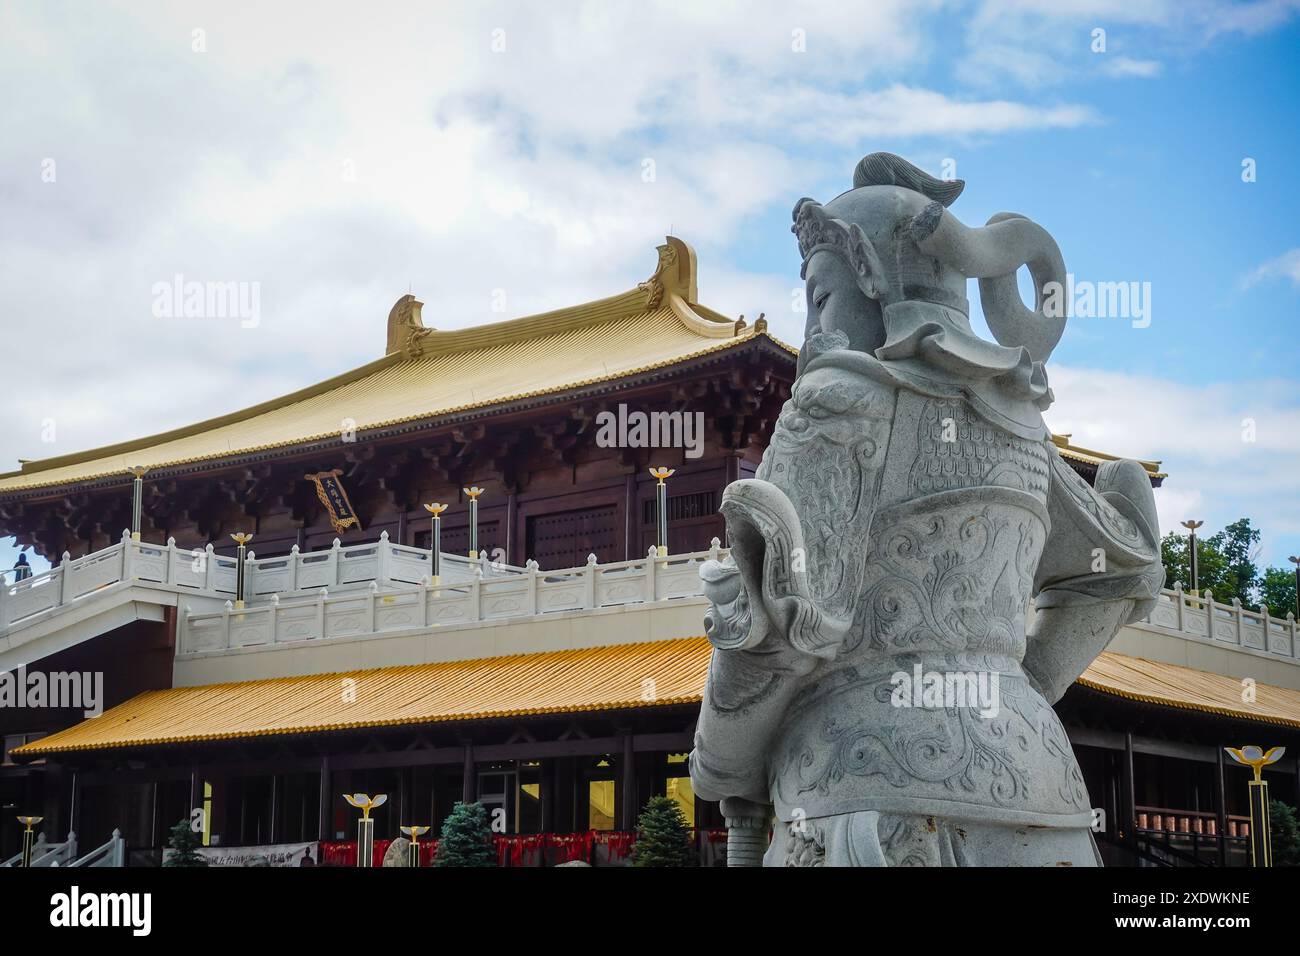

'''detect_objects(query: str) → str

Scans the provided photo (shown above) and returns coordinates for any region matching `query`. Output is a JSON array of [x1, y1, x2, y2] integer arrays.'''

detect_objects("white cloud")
[[1046, 365, 1300, 564], [0, 0, 1296, 580], [1244, 248, 1300, 289], [1100, 56, 1163, 77], [958, 0, 1297, 89]]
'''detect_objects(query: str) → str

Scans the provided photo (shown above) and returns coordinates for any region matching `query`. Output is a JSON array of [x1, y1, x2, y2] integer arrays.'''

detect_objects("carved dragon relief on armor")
[[690, 153, 1164, 867]]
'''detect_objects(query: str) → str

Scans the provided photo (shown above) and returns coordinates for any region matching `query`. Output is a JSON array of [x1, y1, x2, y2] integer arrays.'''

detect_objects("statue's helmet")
[[792, 152, 1068, 368]]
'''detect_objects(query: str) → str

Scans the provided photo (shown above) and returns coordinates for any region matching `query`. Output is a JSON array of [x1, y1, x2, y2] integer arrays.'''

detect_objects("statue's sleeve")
[[1022, 450, 1165, 704]]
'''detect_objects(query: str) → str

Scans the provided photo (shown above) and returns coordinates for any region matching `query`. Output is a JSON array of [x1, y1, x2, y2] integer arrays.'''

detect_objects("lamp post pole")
[[343, 793, 387, 868], [17, 815, 42, 867], [423, 504, 447, 584], [1225, 746, 1285, 867], [230, 532, 253, 609], [649, 468, 675, 557], [1181, 519, 1204, 595], [463, 487, 484, 559], [400, 824, 430, 867], [128, 466, 149, 541], [1290, 556, 1300, 620]]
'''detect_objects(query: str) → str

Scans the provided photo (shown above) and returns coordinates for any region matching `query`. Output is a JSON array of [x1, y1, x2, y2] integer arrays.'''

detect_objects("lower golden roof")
[[14, 641, 1300, 758], [13, 637, 713, 755], [1078, 651, 1300, 729]]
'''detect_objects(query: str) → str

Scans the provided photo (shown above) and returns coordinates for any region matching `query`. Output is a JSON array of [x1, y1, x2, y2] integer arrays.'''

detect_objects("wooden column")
[[623, 474, 636, 560], [620, 732, 636, 830], [462, 742, 475, 804], [1122, 732, 1136, 846], [317, 755, 330, 841], [269, 773, 279, 845], [1216, 745, 1228, 866], [540, 760, 554, 833], [70, 770, 82, 839], [506, 491, 518, 566]]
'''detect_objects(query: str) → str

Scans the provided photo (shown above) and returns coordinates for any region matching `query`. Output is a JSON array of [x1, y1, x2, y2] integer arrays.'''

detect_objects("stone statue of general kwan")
[[689, 153, 1164, 867]]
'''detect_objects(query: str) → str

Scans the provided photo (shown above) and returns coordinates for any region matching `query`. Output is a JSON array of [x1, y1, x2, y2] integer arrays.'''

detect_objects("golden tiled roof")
[[1, 239, 790, 493], [1077, 651, 1300, 729], [16, 641, 1298, 758], [0, 234, 1159, 493], [1050, 434, 1164, 480], [12, 637, 714, 756]]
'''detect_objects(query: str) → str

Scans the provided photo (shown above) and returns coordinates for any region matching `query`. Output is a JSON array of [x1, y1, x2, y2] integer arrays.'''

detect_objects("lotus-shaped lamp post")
[[649, 467, 675, 557], [1225, 745, 1285, 866], [423, 503, 448, 583], [343, 792, 387, 867], [462, 487, 484, 558], [400, 824, 431, 867], [128, 466, 149, 541], [16, 814, 42, 868], [229, 532, 254, 608]]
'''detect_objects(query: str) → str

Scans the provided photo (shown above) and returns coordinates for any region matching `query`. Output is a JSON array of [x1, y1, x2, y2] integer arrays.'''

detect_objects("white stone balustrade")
[[5, 530, 1300, 667], [0, 529, 515, 636], [177, 543, 728, 654]]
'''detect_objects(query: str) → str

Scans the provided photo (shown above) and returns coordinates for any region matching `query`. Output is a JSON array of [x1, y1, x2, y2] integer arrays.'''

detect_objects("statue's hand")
[[700, 557, 751, 650], [700, 478, 853, 662]]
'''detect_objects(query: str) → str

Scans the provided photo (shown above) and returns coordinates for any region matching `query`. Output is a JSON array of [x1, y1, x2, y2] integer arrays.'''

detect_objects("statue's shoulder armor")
[[875, 390, 1051, 511]]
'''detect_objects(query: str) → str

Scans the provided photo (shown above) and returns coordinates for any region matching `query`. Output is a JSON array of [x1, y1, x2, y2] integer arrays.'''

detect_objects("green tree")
[[1270, 800, 1300, 867], [1160, 518, 1261, 606], [433, 801, 495, 867], [163, 818, 208, 867], [1261, 567, 1299, 618], [631, 795, 697, 867]]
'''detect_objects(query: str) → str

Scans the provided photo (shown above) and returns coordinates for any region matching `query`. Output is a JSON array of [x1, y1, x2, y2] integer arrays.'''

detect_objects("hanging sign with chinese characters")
[[305, 469, 362, 535]]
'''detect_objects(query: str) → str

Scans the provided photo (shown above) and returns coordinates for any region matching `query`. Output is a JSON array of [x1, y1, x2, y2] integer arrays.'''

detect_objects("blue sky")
[[1, 0, 1298, 580]]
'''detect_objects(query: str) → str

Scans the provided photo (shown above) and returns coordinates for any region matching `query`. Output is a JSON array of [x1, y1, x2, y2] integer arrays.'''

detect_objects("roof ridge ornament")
[[386, 293, 431, 357], [638, 235, 698, 310]]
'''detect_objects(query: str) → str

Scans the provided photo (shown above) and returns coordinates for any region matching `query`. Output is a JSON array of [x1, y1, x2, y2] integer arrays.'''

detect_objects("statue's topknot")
[[852, 152, 964, 207]]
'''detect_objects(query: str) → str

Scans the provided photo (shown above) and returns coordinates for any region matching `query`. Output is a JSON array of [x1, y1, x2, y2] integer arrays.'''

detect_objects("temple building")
[[2, 238, 1299, 867]]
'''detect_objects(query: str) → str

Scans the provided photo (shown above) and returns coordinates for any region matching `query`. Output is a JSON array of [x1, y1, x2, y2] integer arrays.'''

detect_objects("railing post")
[[644, 545, 658, 603], [469, 565, 482, 621], [418, 576, 430, 628], [58, 551, 71, 607], [526, 560, 539, 615], [121, 529, 134, 582], [332, 538, 342, 588], [316, 588, 328, 641], [367, 581, 379, 632], [203, 543, 216, 593], [269, 593, 280, 643], [584, 554, 597, 610], [1261, 604, 1272, 655], [1173, 582, 1184, 631], [377, 531, 390, 588], [244, 550, 257, 600], [164, 536, 176, 585], [1232, 597, 1243, 645], [222, 600, 233, 650], [1204, 589, 1214, 640], [709, 536, 721, 564], [289, 544, 300, 592], [1290, 613, 1298, 659]]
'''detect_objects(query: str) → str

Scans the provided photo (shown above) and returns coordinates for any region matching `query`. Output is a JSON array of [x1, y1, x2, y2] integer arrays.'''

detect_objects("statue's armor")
[[752, 360, 1090, 829]]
